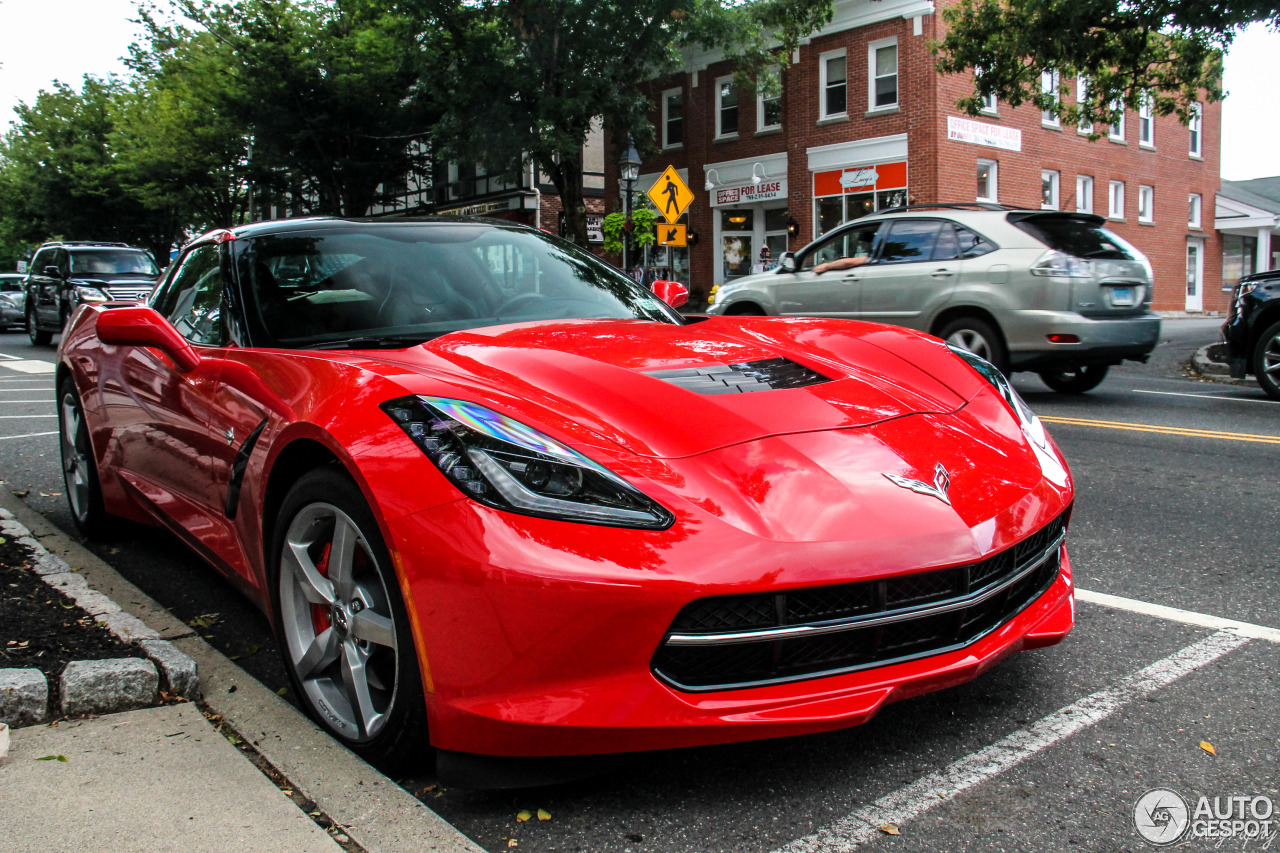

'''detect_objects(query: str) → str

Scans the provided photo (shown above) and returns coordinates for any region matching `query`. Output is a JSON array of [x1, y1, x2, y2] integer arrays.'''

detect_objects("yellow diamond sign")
[[646, 166, 694, 224]]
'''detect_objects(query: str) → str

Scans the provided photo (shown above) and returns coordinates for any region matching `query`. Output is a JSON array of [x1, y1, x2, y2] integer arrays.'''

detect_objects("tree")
[[933, 0, 1278, 126], [416, 0, 836, 246]]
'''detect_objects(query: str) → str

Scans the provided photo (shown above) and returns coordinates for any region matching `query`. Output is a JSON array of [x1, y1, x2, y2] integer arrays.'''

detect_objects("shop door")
[[1185, 240, 1204, 312]]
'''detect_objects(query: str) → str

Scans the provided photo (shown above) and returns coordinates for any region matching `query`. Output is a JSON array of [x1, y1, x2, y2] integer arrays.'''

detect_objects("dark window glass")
[[825, 56, 846, 115], [69, 250, 158, 276], [955, 226, 996, 258], [31, 249, 54, 274], [874, 45, 898, 107], [666, 93, 683, 146], [1010, 214, 1138, 260], [803, 224, 880, 270], [719, 82, 738, 135], [878, 220, 943, 264], [154, 244, 226, 346], [933, 224, 961, 260]]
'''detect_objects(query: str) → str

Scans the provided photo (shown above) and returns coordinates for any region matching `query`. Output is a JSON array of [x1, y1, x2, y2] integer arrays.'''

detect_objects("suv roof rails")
[[873, 202, 1030, 215], [49, 241, 135, 248]]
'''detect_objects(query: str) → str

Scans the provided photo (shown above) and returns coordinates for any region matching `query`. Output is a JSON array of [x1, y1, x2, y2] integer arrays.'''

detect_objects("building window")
[[1189, 102, 1203, 157], [757, 66, 782, 131], [820, 50, 847, 119], [1223, 235, 1258, 289], [1076, 175, 1094, 213], [1138, 185, 1154, 222], [1109, 180, 1125, 218], [1041, 69, 1060, 127], [977, 160, 998, 202], [1138, 94, 1154, 146], [716, 76, 738, 137], [976, 67, 997, 114], [1108, 100, 1125, 141], [1189, 193, 1202, 228], [1041, 170, 1060, 209], [1076, 76, 1093, 134], [870, 39, 898, 110], [662, 89, 683, 148]]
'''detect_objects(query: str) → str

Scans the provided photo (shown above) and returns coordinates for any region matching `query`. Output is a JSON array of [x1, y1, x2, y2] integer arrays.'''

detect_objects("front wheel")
[[1253, 320, 1280, 401], [271, 467, 429, 769], [1038, 364, 1110, 394], [27, 308, 50, 346], [58, 377, 108, 536]]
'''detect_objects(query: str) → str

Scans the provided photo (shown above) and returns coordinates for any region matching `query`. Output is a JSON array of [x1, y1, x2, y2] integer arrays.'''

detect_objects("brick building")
[[610, 0, 1224, 311]]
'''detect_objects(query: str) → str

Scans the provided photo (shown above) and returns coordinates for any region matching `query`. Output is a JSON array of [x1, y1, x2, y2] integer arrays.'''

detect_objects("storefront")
[[707, 153, 789, 285], [807, 134, 909, 237]]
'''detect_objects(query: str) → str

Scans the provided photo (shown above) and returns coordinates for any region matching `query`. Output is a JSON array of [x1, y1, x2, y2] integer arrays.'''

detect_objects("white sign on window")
[[712, 179, 788, 207], [947, 116, 1022, 152]]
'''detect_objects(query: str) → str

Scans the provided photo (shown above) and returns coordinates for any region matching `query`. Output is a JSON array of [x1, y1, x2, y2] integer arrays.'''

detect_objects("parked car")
[[57, 217, 1074, 772], [24, 241, 160, 345], [0, 273, 26, 330], [1222, 268, 1280, 400], [706, 204, 1161, 393]]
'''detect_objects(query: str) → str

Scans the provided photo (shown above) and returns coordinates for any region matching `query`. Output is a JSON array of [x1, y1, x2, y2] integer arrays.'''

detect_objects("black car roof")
[[213, 215, 536, 242]]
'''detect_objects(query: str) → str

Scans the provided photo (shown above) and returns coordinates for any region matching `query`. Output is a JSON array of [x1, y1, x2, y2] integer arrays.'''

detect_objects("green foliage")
[[602, 209, 656, 256], [933, 0, 1276, 126]]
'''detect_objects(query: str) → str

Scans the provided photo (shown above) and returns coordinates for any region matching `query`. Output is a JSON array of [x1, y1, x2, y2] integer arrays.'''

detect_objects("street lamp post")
[[620, 138, 641, 278]]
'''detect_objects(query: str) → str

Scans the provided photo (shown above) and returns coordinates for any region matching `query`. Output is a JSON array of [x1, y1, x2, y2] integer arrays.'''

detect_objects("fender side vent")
[[646, 358, 831, 395]]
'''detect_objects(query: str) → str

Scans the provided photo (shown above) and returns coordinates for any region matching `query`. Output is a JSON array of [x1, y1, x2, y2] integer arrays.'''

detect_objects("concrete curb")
[[0, 492, 483, 853], [0, 509, 200, 727], [1189, 343, 1256, 387]]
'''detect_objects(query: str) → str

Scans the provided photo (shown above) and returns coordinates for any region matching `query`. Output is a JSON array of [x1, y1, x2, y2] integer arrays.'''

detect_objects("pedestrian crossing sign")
[[646, 166, 694, 224], [657, 224, 687, 247]]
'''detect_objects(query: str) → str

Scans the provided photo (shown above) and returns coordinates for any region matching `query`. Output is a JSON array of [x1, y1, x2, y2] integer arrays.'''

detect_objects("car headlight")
[[381, 395, 674, 529], [73, 285, 110, 304], [1030, 250, 1092, 278], [948, 346, 1068, 486]]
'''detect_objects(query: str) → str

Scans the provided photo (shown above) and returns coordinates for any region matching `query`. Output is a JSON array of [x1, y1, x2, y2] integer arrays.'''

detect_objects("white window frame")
[[1189, 192, 1202, 228], [1041, 69, 1060, 127], [976, 67, 997, 114], [1138, 94, 1154, 147], [1138, 185, 1154, 223], [661, 88, 683, 149], [977, 159, 998, 203], [1076, 175, 1094, 214], [1109, 180, 1125, 219], [868, 38, 899, 112], [1041, 170, 1060, 210], [1108, 100, 1125, 141], [1189, 102, 1203, 157], [819, 49, 848, 120], [1076, 76, 1092, 134], [756, 65, 782, 132], [715, 75, 739, 139]]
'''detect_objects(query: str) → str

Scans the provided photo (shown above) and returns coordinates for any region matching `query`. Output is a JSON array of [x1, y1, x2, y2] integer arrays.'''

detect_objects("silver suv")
[[706, 204, 1160, 393]]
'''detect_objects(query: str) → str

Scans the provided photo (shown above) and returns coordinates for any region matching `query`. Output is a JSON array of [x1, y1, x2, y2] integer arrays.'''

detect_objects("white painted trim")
[[714, 75, 739, 139], [807, 133, 908, 171], [1138, 184, 1155, 223], [1075, 174, 1094, 214], [705, 152, 789, 186], [660, 88, 683, 150], [819, 48, 849, 120], [1076, 588, 1280, 643], [868, 37, 899, 111], [757, 64, 783, 131]]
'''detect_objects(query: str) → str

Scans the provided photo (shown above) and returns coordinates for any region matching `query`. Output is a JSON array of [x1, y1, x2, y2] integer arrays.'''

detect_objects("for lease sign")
[[713, 179, 787, 207], [947, 116, 1022, 152]]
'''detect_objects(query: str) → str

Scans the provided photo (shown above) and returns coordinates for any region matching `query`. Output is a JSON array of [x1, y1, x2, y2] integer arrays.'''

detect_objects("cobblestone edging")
[[0, 509, 200, 727]]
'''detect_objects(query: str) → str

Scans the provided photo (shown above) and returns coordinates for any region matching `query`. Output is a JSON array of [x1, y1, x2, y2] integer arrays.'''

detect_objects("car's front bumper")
[[0, 304, 24, 326], [1002, 310, 1161, 370]]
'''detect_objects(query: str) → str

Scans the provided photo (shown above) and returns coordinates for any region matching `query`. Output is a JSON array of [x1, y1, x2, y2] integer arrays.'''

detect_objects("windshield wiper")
[[295, 334, 437, 350]]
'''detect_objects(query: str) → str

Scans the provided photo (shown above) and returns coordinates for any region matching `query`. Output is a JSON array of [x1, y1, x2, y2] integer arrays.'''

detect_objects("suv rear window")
[[1009, 214, 1137, 261]]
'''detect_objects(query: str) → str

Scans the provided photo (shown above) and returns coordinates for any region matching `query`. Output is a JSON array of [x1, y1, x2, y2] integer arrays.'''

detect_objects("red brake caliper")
[[311, 541, 333, 634]]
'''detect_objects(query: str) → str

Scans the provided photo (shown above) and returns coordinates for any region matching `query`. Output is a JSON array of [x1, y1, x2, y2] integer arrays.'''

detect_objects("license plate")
[[1110, 286, 1134, 306]]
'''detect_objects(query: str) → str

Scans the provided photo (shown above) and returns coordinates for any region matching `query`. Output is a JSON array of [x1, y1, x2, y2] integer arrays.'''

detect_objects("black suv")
[[24, 241, 160, 344], [1222, 268, 1280, 400]]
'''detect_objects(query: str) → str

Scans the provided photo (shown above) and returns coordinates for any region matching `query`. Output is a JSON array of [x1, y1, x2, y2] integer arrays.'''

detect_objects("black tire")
[[270, 467, 429, 769], [27, 307, 50, 346], [937, 316, 1008, 375], [1038, 364, 1110, 394], [58, 377, 108, 536], [724, 302, 766, 316], [1253, 319, 1280, 401]]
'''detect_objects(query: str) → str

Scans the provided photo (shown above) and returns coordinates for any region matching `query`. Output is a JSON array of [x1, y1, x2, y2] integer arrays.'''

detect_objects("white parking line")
[[0, 400, 55, 404], [0, 431, 58, 440], [0, 415, 55, 419], [1076, 588, 1280, 643], [0, 359, 56, 374], [1132, 389, 1280, 404], [773, 631, 1249, 853]]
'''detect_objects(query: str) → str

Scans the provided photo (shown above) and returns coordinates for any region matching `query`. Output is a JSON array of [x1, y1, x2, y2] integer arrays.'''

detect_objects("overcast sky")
[[0, 0, 1276, 184]]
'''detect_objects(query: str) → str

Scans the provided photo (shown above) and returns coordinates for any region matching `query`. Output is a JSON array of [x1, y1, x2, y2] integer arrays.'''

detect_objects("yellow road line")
[[1040, 415, 1280, 445]]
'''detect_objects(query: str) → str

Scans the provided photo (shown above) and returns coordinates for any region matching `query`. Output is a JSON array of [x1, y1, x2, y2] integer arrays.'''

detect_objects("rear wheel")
[[1038, 364, 1110, 394], [937, 316, 1008, 375], [58, 377, 107, 536], [271, 467, 429, 769], [1253, 320, 1280, 401], [27, 307, 50, 346]]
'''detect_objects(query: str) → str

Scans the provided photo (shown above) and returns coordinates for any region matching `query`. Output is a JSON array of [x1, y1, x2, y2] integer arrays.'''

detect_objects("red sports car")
[[57, 218, 1074, 768]]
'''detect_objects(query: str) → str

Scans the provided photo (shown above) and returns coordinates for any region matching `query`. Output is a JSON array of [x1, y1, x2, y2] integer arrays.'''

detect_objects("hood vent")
[[646, 358, 831, 395]]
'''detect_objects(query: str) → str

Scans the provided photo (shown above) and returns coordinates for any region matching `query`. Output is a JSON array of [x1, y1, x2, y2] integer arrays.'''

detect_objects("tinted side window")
[[955, 226, 996, 258], [30, 249, 54, 274], [878, 220, 943, 264], [933, 224, 961, 260], [802, 224, 880, 270], [154, 244, 226, 346], [1011, 215, 1135, 260], [53, 250, 69, 273]]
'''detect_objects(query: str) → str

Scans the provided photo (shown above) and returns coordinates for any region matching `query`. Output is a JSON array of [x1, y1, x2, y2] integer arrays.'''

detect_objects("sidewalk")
[[0, 491, 484, 853]]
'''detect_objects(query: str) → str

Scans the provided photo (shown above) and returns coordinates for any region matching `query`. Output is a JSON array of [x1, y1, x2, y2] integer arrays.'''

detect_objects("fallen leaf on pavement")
[[186, 613, 220, 628], [537, 809, 552, 822], [10, 490, 28, 498], [1200, 741, 1216, 756], [516, 810, 532, 823], [35, 754, 67, 762], [879, 824, 900, 835]]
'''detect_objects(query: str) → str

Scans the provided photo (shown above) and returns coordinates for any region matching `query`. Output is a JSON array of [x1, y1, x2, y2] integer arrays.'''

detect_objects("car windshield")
[[237, 224, 681, 348], [69, 250, 159, 276], [1010, 215, 1138, 261]]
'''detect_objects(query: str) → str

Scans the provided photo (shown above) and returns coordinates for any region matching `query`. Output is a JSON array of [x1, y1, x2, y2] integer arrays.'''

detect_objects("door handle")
[[931, 269, 955, 278]]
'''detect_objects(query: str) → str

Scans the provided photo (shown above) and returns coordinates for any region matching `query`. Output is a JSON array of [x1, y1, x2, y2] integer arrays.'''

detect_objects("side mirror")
[[650, 279, 689, 309], [779, 253, 797, 273], [95, 306, 201, 373], [44, 265, 64, 279]]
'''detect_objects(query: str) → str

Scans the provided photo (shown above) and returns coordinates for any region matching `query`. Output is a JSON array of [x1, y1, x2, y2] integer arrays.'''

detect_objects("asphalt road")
[[1, 316, 1276, 853]]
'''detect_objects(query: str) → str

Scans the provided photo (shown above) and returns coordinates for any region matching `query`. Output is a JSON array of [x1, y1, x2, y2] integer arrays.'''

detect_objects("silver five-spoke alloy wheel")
[[59, 389, 92, 526], [278, 502, 399, 743]]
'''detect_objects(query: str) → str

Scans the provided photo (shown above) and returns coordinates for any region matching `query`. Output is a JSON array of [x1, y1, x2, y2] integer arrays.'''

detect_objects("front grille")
[[104, 285, 152, 302], [646, 358, 830, 395], [652, 510, 1069, 691]]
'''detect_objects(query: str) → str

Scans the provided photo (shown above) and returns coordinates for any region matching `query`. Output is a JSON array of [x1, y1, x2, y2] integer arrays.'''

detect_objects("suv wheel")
[[937, 317, 1008, 375], [27, 307, 50, 346], [1253, 320, 1280, 401], [1038, 365, 1109, 394]]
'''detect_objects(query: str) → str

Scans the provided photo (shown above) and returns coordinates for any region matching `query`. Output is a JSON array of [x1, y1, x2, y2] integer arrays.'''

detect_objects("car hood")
[[359, 317, 976, 459]]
